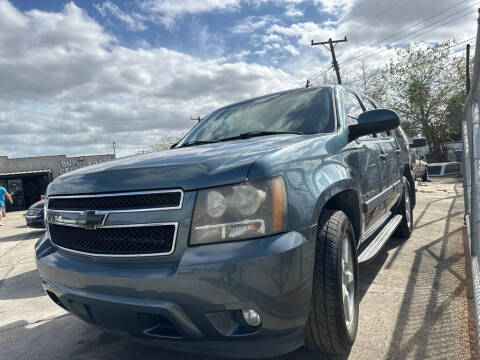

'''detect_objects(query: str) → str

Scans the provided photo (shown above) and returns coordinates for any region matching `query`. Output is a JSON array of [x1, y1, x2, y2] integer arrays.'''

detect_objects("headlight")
[[190, 177, 287, 245]]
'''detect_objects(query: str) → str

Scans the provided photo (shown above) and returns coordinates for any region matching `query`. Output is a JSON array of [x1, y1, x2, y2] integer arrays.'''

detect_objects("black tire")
[[394, 176, 413, 238], [304, 209, 359, 355]]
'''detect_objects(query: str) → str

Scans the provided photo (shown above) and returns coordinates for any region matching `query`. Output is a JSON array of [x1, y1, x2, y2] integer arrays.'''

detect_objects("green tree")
[[377, 42, 467, 161], [150, 134, 185, 152]]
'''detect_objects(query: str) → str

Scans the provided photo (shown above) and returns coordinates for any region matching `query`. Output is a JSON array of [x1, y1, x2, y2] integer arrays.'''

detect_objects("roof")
[[0, 169, 51, 177]]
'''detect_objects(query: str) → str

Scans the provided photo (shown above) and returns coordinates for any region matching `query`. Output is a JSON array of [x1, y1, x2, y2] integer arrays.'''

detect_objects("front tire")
[[304, 209, 359, 355], [394, 176, 413, 238]]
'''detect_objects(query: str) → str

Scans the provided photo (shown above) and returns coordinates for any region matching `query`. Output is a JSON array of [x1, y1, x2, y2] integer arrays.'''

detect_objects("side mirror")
[[170, 143, 178, 149], [409, 138, 426, 148], [348, 109, 400, 142]]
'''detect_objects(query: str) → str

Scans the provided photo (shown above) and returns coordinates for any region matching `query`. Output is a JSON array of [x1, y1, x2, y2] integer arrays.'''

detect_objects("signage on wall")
[[59, 157, 113, 175]]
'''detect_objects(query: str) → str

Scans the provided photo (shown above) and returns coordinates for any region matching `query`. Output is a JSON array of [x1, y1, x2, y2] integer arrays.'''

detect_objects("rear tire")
[[304, 209, 359, 355], [394, 176, 413, 238]]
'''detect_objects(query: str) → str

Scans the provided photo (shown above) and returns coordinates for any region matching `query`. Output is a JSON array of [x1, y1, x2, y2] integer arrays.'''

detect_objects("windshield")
[[180, 87, 334, 144]]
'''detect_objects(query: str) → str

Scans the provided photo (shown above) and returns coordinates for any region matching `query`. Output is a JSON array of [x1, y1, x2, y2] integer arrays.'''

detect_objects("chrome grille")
[[46, 189, 182, 257]]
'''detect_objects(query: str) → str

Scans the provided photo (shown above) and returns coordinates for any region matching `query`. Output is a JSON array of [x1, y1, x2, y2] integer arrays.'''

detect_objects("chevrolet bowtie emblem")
[[81, 210, 106, 229]]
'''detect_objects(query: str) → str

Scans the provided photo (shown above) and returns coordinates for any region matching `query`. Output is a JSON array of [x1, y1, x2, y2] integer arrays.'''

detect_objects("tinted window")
[[182, 88, 334, 142], [361, 96, 376, 111], [343, 91, 364, 124], [445, 163, 461, 174], [428, 166, 441, 175]]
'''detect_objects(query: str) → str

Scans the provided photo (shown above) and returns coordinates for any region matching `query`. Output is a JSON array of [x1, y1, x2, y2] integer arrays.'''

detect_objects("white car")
[[427, 162, 462, 177]]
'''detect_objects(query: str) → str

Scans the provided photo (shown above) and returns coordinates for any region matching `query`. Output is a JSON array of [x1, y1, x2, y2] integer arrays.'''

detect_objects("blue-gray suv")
[[36, 85, 415, 358]]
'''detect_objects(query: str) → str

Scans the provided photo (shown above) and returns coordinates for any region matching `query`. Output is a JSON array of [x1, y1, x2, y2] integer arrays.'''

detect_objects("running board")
[[358, 215, 403, 264]]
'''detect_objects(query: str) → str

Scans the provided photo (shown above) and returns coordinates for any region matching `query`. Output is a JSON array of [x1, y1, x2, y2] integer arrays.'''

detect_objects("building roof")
[[0, 169, 51, 177]]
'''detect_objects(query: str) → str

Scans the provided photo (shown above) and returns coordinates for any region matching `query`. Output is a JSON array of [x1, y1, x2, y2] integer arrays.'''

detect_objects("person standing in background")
[[0, 186, 13, 226]]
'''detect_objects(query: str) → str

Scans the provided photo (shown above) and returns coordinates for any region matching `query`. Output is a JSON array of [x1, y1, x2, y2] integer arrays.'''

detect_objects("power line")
[[311, 36, 348, 84], [338, 4, 479, 69], [337, 0, 472, 65], [346, 42, 475, 85], [302, 0, 375, 86], [337, 12, 476, 77], [306, 1, 477, 87]]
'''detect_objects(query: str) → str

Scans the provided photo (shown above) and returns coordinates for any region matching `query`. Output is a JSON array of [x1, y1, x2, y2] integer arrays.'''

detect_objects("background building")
[[0, 154, 114, 211]]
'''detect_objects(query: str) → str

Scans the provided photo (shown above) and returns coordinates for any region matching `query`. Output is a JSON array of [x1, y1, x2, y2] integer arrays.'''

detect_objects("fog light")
[[242, 309, 261, 327]]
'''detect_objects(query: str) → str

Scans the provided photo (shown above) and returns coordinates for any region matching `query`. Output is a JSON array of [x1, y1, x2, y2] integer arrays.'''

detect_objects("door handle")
[[395, 149, 401, 155], [379, 153, 387, 160]]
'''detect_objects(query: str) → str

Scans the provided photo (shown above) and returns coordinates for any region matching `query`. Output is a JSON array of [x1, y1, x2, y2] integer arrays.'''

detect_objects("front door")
[[343, 91, 384, 237]]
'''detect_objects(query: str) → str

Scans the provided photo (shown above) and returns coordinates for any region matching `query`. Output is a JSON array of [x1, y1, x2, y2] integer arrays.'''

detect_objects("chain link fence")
[[462, 15, 480, 348]]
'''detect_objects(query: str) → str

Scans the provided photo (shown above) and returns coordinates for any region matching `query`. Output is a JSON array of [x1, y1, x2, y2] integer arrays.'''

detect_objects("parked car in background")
[[414, 157, 428, 181], [36, 86, 415, 358], [428, 162, 462, 177], [407, 138, 429, 181], [25, 200, 45, 228]]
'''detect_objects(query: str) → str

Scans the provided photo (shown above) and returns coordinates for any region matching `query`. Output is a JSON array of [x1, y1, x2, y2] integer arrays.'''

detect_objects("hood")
[[47, 135, 306, 195], [29, 200, 45, 210]]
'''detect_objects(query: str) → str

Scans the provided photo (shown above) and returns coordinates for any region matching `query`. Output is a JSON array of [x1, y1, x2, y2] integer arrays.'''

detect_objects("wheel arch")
[[312, 181, 362, 246]]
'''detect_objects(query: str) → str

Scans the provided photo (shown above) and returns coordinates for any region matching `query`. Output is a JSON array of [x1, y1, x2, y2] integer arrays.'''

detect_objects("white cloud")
[[267, 22, 336, 46], [94, 1, 147, 31], [284, 4, 303, 17], [230, 15, 277, 34], [140, 0, 242, 28], [313, 0, 351, 15], [139, 0, 308, 29], [1, 0, 477, 158], [284, 44, 300, 55], [0, 0, 298, 158]]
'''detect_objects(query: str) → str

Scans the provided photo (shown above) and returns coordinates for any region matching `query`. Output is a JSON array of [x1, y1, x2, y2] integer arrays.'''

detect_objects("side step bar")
[[358, 215, 403, 264]]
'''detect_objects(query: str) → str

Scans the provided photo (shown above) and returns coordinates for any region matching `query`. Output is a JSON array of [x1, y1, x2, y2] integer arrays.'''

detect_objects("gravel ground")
[[0, 177, 477, 360]]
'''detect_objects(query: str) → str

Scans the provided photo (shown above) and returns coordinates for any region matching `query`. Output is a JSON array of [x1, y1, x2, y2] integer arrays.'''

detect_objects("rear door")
[[343, 91, 384, 236]]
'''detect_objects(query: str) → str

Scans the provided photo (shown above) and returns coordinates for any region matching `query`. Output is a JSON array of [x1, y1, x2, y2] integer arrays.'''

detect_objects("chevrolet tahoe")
[[35, 85, 415, 358]]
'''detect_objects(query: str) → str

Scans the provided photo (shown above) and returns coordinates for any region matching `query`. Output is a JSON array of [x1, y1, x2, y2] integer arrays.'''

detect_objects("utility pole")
[[466, 43, 471, 93], [112, 141, 116, 158], [191, 116, 205, 123], [311, 36, 347, 85]]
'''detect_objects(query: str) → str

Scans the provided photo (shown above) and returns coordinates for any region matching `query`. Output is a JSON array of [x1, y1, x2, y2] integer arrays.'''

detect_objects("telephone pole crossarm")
[[311, 36, 348, 85]]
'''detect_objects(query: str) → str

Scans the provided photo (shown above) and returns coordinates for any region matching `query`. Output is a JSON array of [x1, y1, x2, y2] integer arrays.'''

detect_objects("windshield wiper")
[[178, 131, 303, 148], [218, 131, 304, 142], [177, 140, 219, 148]]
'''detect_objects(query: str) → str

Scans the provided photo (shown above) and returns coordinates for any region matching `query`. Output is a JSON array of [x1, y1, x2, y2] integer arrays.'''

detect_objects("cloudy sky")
[[0, 0, 477, 158]]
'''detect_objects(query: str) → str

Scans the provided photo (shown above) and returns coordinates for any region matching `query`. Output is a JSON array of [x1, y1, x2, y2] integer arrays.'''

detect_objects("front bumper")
[[35, 226, 316, 358], [26, 214, 45, 228]]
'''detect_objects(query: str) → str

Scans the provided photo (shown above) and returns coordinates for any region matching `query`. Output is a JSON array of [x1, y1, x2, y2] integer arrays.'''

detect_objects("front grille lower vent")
[[48, 191, 182, 211], [49, 224, 176, 255]]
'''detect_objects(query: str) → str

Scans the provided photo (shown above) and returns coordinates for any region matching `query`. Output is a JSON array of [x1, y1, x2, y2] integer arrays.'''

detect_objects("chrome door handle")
[[379, 154, 387, 160]]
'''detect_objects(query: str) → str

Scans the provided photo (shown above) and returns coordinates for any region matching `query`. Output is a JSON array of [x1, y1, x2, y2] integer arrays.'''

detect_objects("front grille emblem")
[[82, 210, 106, 229], [47, 209, 107, 229]]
